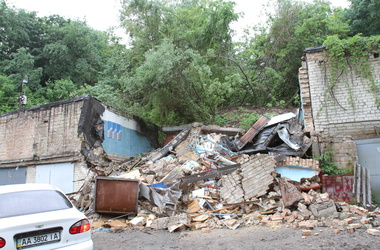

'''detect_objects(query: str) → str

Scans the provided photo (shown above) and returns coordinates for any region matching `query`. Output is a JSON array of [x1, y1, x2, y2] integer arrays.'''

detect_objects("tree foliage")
[[253, 0, 350, 100], [345, 0, 380, 36], [0, 0, 111, 111], [118, 0, 239, 125], [0, 0, 378, 127]]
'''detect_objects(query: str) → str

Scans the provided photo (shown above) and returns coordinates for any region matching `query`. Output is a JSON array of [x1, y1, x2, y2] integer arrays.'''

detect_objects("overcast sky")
[[6, 0, 350, 40]]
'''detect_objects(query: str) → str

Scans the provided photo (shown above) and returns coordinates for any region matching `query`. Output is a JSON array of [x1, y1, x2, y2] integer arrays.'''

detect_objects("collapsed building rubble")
[[70, 112, 380, 236]]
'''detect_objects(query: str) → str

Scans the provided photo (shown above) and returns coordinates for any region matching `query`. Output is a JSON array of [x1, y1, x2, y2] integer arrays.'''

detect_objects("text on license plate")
[[17, 232, 60, 248]]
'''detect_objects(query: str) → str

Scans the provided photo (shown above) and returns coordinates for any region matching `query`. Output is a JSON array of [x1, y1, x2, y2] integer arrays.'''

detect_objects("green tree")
[[41, 21, 108, 85], [253, 0, 349, 102], [123, 40, 216, 125], [0, 74, 18, 112], [345, 0, 380, 36], [2, 48, 42, 91], [120, 0, 238, 61], [0, 1, 117, 113], [0, 1, 45, 61], [118, 0, 240, 125]]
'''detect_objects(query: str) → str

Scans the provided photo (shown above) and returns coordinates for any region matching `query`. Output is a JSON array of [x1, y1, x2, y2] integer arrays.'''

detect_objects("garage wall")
[[355, 138, 380, 199], [0, 98, 84, 164], [35, 163, 74, 194], [22, 162, 90, 193], [0, 167, 26, 185]]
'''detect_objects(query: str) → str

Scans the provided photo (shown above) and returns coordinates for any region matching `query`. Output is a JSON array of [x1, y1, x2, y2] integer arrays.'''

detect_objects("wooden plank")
[[236, 116, 270, 150], [353, 164, 357, 197], [365, 168, 372, 205], [355, 164, 361, 203], [362, 166, 367, 205]]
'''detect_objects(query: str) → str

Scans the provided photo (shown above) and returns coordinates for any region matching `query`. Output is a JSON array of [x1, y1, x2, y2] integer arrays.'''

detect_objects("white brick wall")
[[305, 52, 380, 139]]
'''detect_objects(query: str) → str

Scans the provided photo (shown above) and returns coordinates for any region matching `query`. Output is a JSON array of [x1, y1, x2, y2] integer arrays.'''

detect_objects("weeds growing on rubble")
[[316, 150, 353, 176], [214, 108, 276, 130]]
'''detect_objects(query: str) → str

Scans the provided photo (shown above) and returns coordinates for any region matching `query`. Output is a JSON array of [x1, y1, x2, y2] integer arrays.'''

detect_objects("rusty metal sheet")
[[236, 115, 270, 150], [95, 177, 139, 214]]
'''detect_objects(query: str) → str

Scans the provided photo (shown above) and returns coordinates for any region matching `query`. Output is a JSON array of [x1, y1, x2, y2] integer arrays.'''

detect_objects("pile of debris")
[[70, 113, 380, 235]]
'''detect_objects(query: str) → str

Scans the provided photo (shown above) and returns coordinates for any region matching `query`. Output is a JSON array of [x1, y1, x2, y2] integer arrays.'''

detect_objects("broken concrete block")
[[150, 213, 190, 230], [367, 229, 380, 236], [260, 198, 279, 212], [298, 203, 312, 219], [309, 200, 337, 218], [339, 212, 353, 219], [340, 202, 350, 212], [320, 193, 330, 202], [130, 217, 146, 227], [268, 191, 281, 199], [350, 206, 368, 215], [243, 213, 261, 226], [332, 212, 340, 219]]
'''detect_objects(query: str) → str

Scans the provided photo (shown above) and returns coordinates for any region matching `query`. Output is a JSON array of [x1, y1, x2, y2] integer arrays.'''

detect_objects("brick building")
[[0, 95, 155, 193], [299, 46, 380, 197]]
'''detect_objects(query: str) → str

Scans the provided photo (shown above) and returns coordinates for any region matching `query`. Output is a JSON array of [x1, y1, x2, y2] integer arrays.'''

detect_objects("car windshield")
[[0, 190, 73, 218]]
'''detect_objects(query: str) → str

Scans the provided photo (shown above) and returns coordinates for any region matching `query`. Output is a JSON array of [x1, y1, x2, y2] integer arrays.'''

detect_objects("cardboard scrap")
[[188, 200, 201, 213]]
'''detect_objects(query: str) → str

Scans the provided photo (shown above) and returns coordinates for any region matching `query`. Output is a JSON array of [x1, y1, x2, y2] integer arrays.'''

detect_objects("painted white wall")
[[101, 109, 138, 131]]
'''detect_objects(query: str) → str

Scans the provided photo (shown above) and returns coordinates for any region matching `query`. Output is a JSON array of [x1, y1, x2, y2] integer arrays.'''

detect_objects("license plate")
[[16, 232, 60, 249]]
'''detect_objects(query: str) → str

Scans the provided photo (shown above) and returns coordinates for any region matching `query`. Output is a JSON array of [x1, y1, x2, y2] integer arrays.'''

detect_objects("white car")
[[0, 183, 93, 250]]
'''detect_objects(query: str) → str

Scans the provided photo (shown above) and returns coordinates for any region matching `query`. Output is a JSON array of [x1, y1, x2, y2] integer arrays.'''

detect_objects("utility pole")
[[18, 76, 28, 108]]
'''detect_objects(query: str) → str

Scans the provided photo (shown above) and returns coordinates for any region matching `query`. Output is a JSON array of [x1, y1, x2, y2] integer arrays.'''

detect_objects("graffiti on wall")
[[322, 175, 355, 202]]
